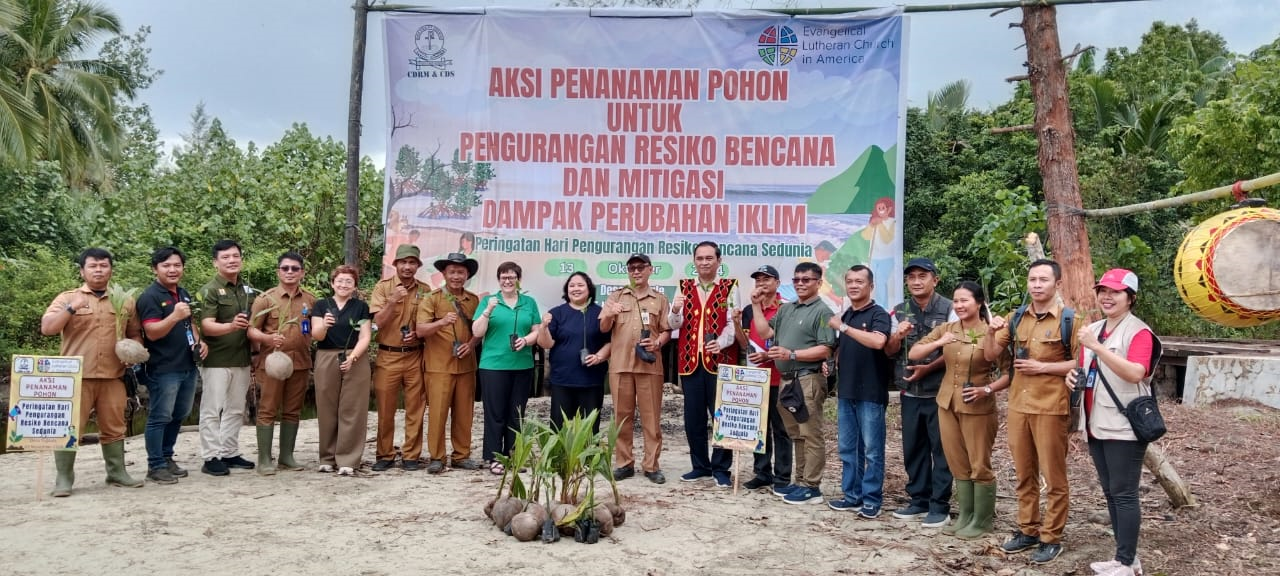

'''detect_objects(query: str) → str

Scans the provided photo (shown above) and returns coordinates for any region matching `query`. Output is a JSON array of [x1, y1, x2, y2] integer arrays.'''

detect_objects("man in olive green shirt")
[[198, 239, 258, 476]]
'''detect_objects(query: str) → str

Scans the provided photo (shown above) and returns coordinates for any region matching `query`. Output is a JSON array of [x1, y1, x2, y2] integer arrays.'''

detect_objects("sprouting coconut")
[[593, 506, 615, 537], [510, 512, 540, 542], [108, 284, 150, 365], [604, 502, 626, 527], [492, 498, 524, 530], [257, 295, 297, 380]]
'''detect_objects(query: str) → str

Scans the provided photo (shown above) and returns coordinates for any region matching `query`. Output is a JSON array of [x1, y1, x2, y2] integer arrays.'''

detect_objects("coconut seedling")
[[108, 283, 149, 365], [258, 295, 299, 380]]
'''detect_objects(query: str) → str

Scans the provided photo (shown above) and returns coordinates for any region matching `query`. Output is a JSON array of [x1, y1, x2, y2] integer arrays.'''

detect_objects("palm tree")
[[0, 0, 135, 187], [926, 79, 970, 132]]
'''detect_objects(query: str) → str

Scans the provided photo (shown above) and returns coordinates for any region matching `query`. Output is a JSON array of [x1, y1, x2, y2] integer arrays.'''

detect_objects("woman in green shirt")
[[472, 261, 541, 474]]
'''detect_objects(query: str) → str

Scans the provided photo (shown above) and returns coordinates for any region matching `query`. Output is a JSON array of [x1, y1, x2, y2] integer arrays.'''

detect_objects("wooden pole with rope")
[[1081, 172, 1280, 218]]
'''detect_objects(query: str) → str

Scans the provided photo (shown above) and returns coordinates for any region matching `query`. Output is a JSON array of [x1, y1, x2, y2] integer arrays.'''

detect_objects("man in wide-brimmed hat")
[[369, 244, 431, 472], [416, 252, 483, 473]]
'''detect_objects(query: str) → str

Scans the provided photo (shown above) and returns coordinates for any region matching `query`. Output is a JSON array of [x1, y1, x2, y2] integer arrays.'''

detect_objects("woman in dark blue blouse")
[[536, 272, 611, 433]]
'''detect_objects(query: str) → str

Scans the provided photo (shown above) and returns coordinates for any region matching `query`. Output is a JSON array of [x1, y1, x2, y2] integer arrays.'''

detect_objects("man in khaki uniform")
[[600, 253, 673, 484], [248, 251, 317, 475], [416, 252, 482, 474], [370, 244, 430, 471], [40, 248, 146, 496]]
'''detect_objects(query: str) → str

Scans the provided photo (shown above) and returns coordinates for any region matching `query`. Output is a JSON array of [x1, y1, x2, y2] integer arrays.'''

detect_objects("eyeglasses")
[[498, 275, 520, 281], [627, 265, 649, 272], [792, 276, 819, 284], [278, 265, 302, 272]]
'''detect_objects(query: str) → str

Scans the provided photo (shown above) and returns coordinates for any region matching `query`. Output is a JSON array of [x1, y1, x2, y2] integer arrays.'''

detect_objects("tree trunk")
[[1020, 6, 1094, 312], [344, 1, 370, 267], [1143, 443, 1197, 508]]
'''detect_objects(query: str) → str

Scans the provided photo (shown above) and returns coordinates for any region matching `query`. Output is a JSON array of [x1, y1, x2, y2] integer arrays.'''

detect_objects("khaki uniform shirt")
[[605, 286, 671, 376], [418, 288, 479, 374], [369, 277, 430, 348], [250, 285, 318, 370], [990, 300, 1080, 415], [46, 285, 142, 379], [918, 320, 1008, 415]]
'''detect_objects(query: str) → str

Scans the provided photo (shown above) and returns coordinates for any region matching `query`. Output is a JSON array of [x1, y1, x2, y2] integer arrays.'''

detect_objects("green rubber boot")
[[52, 450, 76, 497], [102, 441, 144, 488], [277, 422, 303, 471], [956, 481, 996, 540], [943, 479, 973, 536], [256, 425, 277, 476]]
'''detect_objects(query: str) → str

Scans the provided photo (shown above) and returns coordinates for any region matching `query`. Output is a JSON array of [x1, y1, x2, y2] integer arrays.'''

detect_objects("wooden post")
[[1019, 5, 1095, 312], [343, 1, 370, 267], [1143, 443, 1197, 508]]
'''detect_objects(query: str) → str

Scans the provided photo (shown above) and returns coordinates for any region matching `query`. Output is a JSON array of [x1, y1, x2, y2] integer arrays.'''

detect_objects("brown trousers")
[[426, 371, 476, 463], [1007, 410, 1072, 543], [938, 405, 998, 483], [314, 350, 371, 469], [609, 372, 663, 473], [256, 368, 309, 426], [778, 372, 827, 488], [81, 377, 127, 445], [373, 349, 425, 461]]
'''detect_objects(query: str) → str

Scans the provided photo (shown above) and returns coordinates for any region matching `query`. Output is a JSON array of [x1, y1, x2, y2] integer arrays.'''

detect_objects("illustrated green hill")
[[807, 144, 896, 214]]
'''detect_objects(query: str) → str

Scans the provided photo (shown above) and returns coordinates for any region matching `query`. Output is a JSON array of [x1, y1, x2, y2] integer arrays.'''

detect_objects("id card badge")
[[640, 309, 651, 327]]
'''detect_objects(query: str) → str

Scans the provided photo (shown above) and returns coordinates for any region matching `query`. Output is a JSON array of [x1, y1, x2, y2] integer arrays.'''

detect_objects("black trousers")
[[682, 367, 731, 476], [1090, 438, 1147, 566], [479, 368, 532, 461], [549, 382, 604, 434], [752, 383, 793, 486], [901, 394, 953, 513]]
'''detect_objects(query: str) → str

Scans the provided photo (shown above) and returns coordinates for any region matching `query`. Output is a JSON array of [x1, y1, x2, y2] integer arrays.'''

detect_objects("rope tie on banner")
[[1231, 180, 1248, 203]]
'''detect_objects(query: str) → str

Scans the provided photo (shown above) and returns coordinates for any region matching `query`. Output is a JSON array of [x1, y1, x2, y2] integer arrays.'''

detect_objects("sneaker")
[[401, 459, 422, 471], [165, 457, 189, 478], [147, 467, 178, 485], [680, 470, 712, 482], [1031, 542, 1063, 564], [644, 470, 666, 484], [371, 459, 395, 472], [921, 511, 950, 528], [201, 458, 230, 476], [1001, 532, 1040, 554], [337, 467, 355, 477], [891, 504, 929, 520], [426, 460, 445, 474], [712, 472, 731, 488], [221, 455, 255, 469], [772, 484, 799, 498], [743, 478, 771, 490], [317, 464, 335, 473], [1097, 564, 1138, 576], [858, 503, 883, 519], [827, 498, 861, 511], [783, 486, 824, 505], [613, 466, 635, 480], [1091, 558, 1142, 575]]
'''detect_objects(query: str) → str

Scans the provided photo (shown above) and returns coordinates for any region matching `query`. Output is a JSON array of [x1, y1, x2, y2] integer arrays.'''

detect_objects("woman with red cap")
[[1069, 269, 1161, 576]]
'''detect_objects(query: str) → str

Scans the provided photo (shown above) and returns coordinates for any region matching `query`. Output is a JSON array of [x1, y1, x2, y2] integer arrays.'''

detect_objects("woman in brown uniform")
[[910, 281, 1009, 538]]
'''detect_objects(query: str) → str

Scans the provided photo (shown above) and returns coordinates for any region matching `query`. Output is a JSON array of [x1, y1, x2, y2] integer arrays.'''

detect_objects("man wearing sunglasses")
[[248, 252, 317, 475], [749, 262, 836, 505]]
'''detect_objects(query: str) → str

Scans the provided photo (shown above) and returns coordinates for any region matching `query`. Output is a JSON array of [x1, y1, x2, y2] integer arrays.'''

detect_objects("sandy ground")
[[3, 392, 1274, 576]]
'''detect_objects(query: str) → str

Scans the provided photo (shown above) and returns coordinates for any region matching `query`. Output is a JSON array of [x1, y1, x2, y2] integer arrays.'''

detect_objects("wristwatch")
[[839, 323, 849, 333], [983, 386, 993, 395], [789, 351, 797, 361]]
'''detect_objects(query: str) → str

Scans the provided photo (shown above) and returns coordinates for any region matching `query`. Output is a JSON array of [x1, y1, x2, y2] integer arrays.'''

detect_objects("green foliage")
[[0, 246, 69, 359], [0, 161, 84, 255], [967, 186, 1045, 312]]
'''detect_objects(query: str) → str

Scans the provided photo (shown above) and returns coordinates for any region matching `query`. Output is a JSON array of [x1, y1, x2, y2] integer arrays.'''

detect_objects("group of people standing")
[[41, 240, 1157, 576]]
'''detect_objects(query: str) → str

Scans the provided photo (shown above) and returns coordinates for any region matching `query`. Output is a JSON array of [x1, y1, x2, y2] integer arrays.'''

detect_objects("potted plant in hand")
[[258, 295, 298, 380]]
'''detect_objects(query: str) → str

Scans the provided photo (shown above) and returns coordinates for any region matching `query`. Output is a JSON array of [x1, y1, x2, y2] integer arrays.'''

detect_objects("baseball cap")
[[751, 265, 780, 280], [904, 257, 938, 275], [1095, 268, 1139, 292], [626, 253, 651, 265]]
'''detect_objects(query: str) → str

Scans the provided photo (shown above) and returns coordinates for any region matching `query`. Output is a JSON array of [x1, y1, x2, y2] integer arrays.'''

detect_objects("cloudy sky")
[[109, 0, 1280, 166]]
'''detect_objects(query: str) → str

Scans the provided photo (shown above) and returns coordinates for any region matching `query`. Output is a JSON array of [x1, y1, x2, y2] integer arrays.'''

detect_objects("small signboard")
[[7, 355, 83, 452], [712, 364, 769, 454]]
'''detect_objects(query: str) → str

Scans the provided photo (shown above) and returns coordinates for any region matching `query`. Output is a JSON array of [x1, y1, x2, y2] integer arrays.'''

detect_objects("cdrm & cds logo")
[[408, 24, 455, 77]]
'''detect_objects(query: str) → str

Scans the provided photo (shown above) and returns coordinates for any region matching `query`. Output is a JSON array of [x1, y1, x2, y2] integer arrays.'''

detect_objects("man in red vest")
[[670, 241, 741, 487]]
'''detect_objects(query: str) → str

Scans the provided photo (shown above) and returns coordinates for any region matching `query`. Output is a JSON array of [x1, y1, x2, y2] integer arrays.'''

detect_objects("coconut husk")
[[552, 503, 577, 536], [525, 502, 548, 526], [114, 339, 150, 365], [492, 498, 523, 530], [510, 512, 540, 542], [604, 502, 626, 527], [593, 506, 615, 537], [264, 350, 294, 380]]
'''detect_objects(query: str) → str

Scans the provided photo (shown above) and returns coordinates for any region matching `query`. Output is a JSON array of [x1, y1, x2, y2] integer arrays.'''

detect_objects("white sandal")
[[317, 464, 335, 473], [337, 467, 354, 476]]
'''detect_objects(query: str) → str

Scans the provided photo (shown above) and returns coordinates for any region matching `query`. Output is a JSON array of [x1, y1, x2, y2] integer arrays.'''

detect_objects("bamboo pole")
[[371, 0, 1147, 15], [1083, 172, 1280, 218], [1143, 443, 1197, 508]]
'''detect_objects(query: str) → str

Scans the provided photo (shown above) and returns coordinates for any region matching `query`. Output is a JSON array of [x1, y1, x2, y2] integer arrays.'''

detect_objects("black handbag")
[[1097, 370, 1166, 442]]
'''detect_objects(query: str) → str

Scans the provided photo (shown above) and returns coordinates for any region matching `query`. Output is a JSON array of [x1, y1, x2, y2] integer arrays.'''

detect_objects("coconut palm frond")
[[925, 79, 971, 131]]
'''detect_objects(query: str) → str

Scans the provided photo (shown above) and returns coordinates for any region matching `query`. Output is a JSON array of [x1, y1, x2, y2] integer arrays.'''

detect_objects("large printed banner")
[[383, 7, 907, 308]]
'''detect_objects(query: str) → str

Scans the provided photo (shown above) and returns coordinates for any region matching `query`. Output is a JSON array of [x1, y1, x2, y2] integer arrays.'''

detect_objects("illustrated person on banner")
[[40, 248, 146, 496], [136, 246, 208, 485], [984, 259, 1081, 565], [600, 253, 673, 485], [472, 261, 542, 475], [369, 244, 430, 472], [537, 272, 612, 434], [825, 265, 892, 517], [669, 241, 740, 488], [740, 264, 792, 492], [882, 258, 957, 527], [749, 261, 836, 505], [417, 252, 482, 474], [197, 239, 259, 476], [310, 265, 373, 477], [247, 251, 317, 475]]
